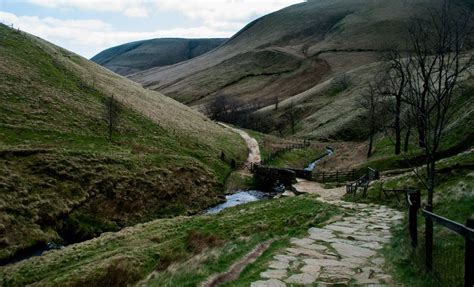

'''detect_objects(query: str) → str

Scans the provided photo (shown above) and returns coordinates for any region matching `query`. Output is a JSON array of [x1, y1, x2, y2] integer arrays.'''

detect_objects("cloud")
[[0, 11, 231, 58], [26, 0, 303, 20], [1, 1, 304, 57], [27, 0, 150, 18]]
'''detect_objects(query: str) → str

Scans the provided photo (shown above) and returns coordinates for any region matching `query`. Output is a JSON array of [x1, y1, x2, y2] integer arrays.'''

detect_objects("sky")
[[0, 0, 303, 58]]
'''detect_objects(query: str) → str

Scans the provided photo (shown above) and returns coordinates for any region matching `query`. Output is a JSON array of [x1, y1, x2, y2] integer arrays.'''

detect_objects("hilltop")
[[91, 38, 227, 76], [129, 0, 473, 140], [0, 24, 246, 263]]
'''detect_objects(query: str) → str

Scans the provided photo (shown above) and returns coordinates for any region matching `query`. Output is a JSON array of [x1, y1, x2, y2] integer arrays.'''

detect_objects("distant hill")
[[91, 38, 227, 75], [0, 24, 245, 263], [129, 0, 473, 140]]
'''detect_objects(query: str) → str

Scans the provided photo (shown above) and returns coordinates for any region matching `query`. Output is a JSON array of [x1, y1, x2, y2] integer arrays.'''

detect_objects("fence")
[[345, 167, 379, 197], [260, 140, 311, 166], [407, 191, 474, 287], [312, 169, 365, 183]]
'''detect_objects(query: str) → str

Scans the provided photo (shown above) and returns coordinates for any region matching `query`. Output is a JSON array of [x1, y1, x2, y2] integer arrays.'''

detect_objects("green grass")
[[264, 147, 326, 169], [0, 24, 247, 263], [0, 195, 340, 287], [362, 80, 473, 172], [344, 151, 474, 286]]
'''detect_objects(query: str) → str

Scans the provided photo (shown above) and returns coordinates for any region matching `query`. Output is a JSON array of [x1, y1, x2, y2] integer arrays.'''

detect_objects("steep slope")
[[129, 0, 472, 140], [130, 0, 420, 106], [0, 24, 246, 263], [91, 38, 227, 76]]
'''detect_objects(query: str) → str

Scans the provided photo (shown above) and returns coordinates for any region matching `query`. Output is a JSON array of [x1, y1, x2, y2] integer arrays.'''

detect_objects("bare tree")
[[273, 96, 279, 110], [205, 94, 241, 122], [381, 49, 409, 154], [360, 82, 382, 158], [392, 0, 472, 270], [283, 101, 299, 134], [103, 95, 122, 141]]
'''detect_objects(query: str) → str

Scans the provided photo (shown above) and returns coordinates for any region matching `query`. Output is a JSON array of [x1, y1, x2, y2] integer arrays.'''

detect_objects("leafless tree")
[[205, 94, 241, 122], [381, 49, 409, 154], [103, 95, 122, 141], [390, 0, 472, 270], [283, 101, 299, 134], [360, 82, 382, 158], [273, 96, 279, 110]]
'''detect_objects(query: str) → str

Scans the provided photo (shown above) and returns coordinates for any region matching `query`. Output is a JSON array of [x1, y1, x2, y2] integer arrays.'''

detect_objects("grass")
[[0, 195, 340, 287], [361, 78, 474, 172], [344, 151, 474, 286], [264, 146, 326, 169], [0, 24, 247, 263]]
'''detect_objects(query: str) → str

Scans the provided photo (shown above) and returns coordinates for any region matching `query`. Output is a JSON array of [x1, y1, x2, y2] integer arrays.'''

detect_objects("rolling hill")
[[0, 24, 246, 264], [129, 0, 473, 140], [91, 38, 227, 76]]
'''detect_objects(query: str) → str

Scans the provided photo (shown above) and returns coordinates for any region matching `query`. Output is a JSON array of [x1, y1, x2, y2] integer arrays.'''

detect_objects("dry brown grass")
[[186, 230, 225, 254]]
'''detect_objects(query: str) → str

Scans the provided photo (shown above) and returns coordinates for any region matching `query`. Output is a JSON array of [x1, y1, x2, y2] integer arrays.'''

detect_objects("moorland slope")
[[0, 24, 246, 263], [130, 0, 473, 140], [91, 38, 227, 76]]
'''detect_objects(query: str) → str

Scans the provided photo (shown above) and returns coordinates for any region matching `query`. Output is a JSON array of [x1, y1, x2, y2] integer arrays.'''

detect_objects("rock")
[[371, 257, 385, 266], [323, 265, 356, 278], [349, 234, 390, 243], [286, 247, 336, 259], [304, 259, 356, 268], [285, 273, 317, 285], [360, 241, 383, 250], [308, 228, 336, 241], [325, 224, 358, 234], [300, 263, 321, 274], [281, 190, 296, 197], [302, 243, 328, 252], [342, 257, 367, 265], [274, 254, 296, 263], [260, 269, 287, 279], [290, 237, 314, 246], [331, 242, 377, 258], [251, 279, 287, 287], [268, 261, 289, 270]]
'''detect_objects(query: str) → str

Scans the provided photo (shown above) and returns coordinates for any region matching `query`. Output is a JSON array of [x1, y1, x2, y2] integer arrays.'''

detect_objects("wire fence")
[[405, 191, 474, 287]]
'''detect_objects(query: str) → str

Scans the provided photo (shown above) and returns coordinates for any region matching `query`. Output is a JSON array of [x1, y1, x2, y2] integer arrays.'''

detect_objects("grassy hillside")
[[91, 38, 227, 76], [0, 195, 339, 287], [129, 0, 472, 142], [0, 24, 246, 263]]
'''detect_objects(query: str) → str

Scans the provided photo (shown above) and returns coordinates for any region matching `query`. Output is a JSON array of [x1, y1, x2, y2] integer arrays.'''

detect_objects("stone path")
[[251, 181, 404, 286]]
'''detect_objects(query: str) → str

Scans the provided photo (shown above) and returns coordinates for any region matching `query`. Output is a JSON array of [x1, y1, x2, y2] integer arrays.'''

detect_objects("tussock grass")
[[0, 24, 247, 263], [0, 195, 340, 287]]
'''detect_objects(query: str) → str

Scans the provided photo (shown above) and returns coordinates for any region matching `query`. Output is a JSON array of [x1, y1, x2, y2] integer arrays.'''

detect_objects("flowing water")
[[205, 190, 269, 214], [304, 148, 334, 171]]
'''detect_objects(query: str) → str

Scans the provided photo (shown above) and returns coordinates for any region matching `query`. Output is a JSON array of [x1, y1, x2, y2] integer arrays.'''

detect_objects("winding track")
[[211, 127, 403, 286], [218, 123, 261, 172]]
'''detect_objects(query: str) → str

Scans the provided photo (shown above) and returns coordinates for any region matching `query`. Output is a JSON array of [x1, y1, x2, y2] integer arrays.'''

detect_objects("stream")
[[3, 145, 333, 265], [304, 147, 334, 171], [205, 190, 270, 214]]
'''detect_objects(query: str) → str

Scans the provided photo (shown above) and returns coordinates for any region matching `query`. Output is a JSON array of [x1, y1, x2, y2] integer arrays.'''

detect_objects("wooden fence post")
[[336, 171, 339, 182], [425, 204, 433, 272], [408, 190, 420, 248], [465, 218, 474, 287]]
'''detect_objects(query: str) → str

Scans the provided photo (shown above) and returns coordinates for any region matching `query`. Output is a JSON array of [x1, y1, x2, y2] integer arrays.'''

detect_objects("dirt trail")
[[202, 240, 274, 287], [218, 123, 261, 172]]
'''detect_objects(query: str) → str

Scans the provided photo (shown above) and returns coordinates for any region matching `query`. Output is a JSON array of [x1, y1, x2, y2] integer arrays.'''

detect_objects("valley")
[[0, 0, 473, 286]]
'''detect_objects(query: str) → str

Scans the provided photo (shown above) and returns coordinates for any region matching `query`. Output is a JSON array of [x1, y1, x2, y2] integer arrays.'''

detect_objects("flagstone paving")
[[251, 181, 403, 286]]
